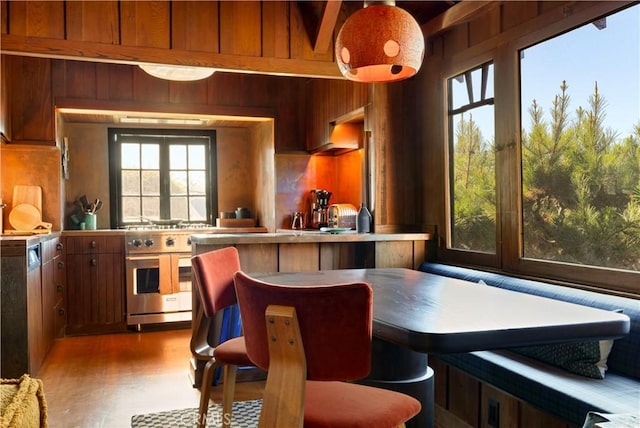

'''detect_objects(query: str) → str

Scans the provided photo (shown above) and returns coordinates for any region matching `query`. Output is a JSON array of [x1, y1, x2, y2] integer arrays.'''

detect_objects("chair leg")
[[221, 364, 238, 428], [198, 358, 219, 428]]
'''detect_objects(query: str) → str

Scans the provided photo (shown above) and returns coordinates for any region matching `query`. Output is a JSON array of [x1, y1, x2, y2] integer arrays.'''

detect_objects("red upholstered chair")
[[233, 270, 422, 428], [190, 247, 253, 428]]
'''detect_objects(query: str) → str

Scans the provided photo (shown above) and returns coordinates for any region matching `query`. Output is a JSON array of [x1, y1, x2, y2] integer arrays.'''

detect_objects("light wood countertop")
[[191, 231, 433, 245]]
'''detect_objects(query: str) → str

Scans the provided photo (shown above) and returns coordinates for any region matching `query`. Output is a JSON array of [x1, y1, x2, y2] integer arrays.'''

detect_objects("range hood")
[[311, 139, 360, 155], [312, 108, 365, 155]]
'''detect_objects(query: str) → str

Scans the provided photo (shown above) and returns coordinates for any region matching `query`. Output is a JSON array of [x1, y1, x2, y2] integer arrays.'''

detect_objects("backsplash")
[[0, 143, 63, 231]]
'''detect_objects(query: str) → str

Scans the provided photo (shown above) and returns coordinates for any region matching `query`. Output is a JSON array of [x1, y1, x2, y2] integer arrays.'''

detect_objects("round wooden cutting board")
[[12, 185, 43, 214], [9, 203, 52, 231]]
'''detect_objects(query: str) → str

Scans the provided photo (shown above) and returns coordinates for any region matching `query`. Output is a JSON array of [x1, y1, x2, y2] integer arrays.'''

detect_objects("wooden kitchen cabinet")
[[1, 238, 56, 377], [0, 55, 55, 144], [305, 79, 368, 152], [26, 260, 44, 375], [65, 235, 126, 335], [41, 236, 66, 350]]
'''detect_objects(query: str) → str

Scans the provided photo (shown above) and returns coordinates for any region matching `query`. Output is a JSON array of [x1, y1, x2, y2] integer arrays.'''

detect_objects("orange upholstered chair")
[[233, 270, 422, 428], [190, 247, 253, 428]]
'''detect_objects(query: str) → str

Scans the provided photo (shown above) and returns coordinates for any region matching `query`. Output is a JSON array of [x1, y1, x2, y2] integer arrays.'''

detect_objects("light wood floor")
[[38, 327, 264, 428]]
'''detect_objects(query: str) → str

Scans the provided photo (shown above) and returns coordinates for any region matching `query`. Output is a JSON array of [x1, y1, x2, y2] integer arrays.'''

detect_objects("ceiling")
[[59, 1, 459, 128]]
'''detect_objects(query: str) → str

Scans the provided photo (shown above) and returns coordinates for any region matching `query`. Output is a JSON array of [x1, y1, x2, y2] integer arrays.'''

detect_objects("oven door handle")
[[126, 255, 161, 263]]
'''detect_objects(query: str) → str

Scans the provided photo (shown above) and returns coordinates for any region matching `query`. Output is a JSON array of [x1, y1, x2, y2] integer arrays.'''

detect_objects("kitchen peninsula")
[[188, 230, 433, 387], [191, 230, 433, 272]]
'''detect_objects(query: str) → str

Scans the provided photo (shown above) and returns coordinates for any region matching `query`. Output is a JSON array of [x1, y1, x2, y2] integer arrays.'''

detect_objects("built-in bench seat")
[[418, 262, 640, 427]]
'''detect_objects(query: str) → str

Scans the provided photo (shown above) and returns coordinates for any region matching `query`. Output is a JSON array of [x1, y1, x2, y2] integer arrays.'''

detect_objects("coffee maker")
[[309, 189, 332, 228]]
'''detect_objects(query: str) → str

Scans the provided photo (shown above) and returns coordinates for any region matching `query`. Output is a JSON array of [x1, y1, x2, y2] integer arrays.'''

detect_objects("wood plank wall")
[[0, 0, 341, 78], [2, 55, 308, 152]]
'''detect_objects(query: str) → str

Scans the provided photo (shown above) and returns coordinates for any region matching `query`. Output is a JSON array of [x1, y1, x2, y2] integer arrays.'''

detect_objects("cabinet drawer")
[[42, 236, 64, 260], [65, 236, 123, 254]]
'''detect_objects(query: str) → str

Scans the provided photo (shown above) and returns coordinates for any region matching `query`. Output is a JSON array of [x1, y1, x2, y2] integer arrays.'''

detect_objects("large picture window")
[[108, 129, 217, 228], [438, 2, 639, 293], [520, 5, 639, 272]]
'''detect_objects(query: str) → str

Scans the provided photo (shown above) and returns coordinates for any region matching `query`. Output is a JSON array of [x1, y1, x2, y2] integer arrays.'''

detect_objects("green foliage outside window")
[[451, 113, 496, 253], [522, 82, 640, 271], [451, 81, 640, 271]]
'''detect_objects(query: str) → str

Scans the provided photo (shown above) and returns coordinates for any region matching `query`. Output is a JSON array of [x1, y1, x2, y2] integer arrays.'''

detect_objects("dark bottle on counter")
[[356, 203, 371, 233]]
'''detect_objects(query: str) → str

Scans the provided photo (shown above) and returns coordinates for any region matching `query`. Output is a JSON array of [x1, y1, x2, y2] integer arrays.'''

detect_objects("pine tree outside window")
[[520, 5, 640, 272], [447, 63, 496, 253]]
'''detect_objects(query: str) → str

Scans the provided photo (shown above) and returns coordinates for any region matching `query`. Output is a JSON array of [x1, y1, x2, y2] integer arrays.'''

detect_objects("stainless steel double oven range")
[[124, 223, 215, 330]]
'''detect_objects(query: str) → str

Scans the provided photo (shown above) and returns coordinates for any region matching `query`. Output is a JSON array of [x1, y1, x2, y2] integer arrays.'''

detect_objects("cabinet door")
[[65, 253, 91, 331], [54, 254, 66, 337], [41, 258, 56, 355], [93, 253, 125, 326], [27, 266, 44, 375], [3, 56, 54, 144], [65, 250, 125, 335]]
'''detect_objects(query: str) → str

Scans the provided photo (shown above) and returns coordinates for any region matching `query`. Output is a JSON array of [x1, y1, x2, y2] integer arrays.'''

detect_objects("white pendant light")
[[335, 1, 425, 83], [138, 64, 215, 81]]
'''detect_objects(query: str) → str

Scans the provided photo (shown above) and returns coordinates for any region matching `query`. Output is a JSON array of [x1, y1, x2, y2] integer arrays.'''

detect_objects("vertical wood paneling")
[[8, 56, 53, 141], [66, 61, 98, 99], [132, 65, 170, 103], [171, 1, 219, 53], [469, 6, 501, 46], [375, 241, 414, 268], [120, 1, 170, 48], [1, 55, 10, 138], [95, 63, 110, 99], [480, 383, 519, 428], [106, 63, 134, 101], [66, 1, 120, 44], [272, 76, 306, 152], [448, 366, 480, 427], [279, 243, 319, 271], [443, 23, 470, 57], [237, 244, 279, 273], [8, 0, 64, 39], [262, 1, 291, 59], [252, 121, 277, 231], [219, 1, 262, 56], [501, 1, 539, 31], [430, 357, 449, 407], [169, 80, 209, 105], [1, 0, 7, 34], [369, 83, 391, 225], [305, 79, 368, 151], [27, 267, 44, 375], [494, 47, 519, 269], [50, 58, 66, 100], [519, 402, 569, 428]]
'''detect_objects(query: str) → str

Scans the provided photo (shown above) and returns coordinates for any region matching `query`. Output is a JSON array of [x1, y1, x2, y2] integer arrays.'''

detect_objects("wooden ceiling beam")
[[0, 34, 344, 79], [314, 0, 342, 53], [422, 1, 500, 38]]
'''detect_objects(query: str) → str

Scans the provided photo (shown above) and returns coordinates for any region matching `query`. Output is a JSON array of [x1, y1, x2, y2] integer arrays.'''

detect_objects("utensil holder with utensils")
[[84, 213, 97, 230]]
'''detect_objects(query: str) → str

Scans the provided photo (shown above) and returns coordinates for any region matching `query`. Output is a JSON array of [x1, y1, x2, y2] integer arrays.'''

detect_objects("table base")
[[359, 337, 434, 428]]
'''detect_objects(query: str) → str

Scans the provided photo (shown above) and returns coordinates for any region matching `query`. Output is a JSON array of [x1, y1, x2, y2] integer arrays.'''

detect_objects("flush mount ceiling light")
[[138, 64, 215, 81], [335, 1, 425, 83]]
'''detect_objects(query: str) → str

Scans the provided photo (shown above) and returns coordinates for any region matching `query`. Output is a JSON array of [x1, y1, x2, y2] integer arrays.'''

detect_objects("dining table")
[[252, 268, 631, 428]]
